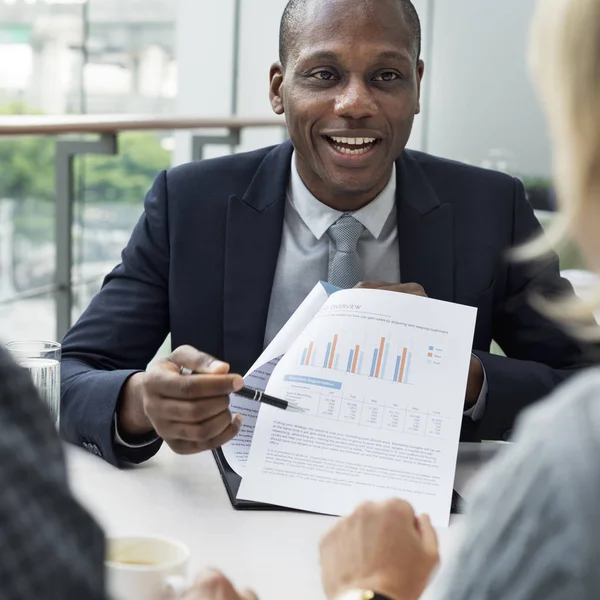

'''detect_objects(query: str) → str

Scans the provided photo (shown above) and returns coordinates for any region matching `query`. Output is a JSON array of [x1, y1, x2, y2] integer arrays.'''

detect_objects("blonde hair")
[[525, 0, 600, 336]]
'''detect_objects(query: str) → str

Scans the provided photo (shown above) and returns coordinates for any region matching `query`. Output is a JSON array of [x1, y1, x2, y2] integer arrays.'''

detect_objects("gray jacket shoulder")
[[515, 367, 600, 444]]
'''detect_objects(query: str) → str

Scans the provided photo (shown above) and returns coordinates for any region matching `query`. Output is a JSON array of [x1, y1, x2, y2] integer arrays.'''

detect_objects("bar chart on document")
[[270, 296, 462, 441], [298, 331, 444, 385]]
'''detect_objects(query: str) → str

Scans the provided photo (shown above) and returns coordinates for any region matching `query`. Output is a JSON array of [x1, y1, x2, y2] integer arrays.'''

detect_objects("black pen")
[[179, 366, 303, 412]]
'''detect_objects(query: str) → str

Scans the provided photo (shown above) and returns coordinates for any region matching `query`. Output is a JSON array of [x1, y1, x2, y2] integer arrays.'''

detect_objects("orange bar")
[[306, 342, 314, 365], [427, 352, 433, 357], [328, 334, 339, 369], [398, 348, 408, 382], [351, 345, 360, 373], [374, 337, 386, 378]]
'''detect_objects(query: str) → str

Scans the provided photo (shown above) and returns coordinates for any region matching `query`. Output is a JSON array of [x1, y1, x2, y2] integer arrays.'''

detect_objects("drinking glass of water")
[[6, 341, 61, 427]]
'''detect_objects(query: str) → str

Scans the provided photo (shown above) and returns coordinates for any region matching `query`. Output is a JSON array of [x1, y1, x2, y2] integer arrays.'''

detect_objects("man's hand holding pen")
[[180, 366, 302, 412], [116, 345, 245, 455]]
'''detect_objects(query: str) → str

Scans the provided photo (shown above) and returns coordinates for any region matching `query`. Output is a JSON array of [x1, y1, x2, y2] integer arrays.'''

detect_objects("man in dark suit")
[[60, 0, 591, 467]]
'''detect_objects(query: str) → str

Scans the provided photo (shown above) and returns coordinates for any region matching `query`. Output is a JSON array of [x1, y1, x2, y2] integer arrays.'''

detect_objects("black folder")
[[212, 447, 297, 510], [212, 447, 464, 514]]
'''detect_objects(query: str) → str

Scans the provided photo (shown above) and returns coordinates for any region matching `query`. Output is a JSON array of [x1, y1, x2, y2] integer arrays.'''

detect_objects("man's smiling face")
[[270, 0, 424, 210]]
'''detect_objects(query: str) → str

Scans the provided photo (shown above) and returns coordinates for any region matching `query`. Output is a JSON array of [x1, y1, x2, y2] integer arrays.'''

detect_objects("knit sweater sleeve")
[[431, 371, 600, 600]]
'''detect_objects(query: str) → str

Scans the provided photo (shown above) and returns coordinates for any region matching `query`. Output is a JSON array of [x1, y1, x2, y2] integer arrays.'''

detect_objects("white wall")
[[425, 0, 550, 176], [175, 0, 550, 176], [174, 0, 235, 165], [406, 0, 429, 152], [174, 0, 286, 164], [236, 0, 289, 152]]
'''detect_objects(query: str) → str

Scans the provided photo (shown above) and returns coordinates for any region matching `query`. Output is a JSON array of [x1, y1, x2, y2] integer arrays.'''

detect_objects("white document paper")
[[237, 288, 477, 527], [221, 358, 281, 475], [221, 282, 336, 475]]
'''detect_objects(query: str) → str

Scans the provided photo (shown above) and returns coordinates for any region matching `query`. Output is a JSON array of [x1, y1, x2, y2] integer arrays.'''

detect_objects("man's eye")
[[312, 71, 337, 81], [374, 72, 400, 82]]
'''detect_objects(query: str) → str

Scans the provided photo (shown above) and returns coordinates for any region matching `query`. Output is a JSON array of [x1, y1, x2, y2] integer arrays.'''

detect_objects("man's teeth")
[[336, 146, 371, 155], [330, 136, 376, 145], [328, 136, 377, 155]]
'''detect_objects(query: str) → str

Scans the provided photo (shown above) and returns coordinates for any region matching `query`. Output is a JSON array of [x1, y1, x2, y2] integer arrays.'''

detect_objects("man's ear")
[[269, 62, 285, 115], [415, 59, 425, 115]]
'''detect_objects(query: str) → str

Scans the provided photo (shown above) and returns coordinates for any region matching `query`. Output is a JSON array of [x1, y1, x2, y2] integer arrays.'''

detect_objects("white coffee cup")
[[106, 535, 190, 600]]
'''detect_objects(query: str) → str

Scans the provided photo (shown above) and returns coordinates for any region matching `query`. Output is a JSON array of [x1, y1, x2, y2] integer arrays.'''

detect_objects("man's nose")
[[333, 79, 378, 119]]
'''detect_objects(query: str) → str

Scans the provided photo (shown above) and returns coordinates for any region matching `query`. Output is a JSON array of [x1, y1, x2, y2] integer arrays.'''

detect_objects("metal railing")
[[0, 115, 287, 340]]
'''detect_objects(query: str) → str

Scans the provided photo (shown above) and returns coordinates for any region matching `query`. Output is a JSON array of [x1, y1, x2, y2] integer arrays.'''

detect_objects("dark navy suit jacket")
[[60, 141, 591, 466]]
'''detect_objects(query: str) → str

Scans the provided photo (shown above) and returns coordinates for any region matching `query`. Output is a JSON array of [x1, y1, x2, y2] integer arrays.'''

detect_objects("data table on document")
[[284, 386, 450, 439]]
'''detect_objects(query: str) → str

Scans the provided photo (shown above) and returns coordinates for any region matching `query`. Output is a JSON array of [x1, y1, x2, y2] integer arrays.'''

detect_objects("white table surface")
[[66, 442, 498, 600]]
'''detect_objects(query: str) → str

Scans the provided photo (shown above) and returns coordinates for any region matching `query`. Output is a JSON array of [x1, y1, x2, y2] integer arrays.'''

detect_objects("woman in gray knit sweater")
[[317, 0, 600, 599], [426, 0, 600, 597]]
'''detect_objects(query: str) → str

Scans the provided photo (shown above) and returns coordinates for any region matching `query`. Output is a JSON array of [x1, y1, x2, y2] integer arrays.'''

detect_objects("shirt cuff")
[[113, 413, 160, 448], [463, 354, 488, 422]]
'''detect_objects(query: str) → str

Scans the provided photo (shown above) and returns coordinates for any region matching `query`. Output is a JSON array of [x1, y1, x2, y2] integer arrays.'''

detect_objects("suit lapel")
[[396, 152, 455, 302], [223, 142, 293, 374]]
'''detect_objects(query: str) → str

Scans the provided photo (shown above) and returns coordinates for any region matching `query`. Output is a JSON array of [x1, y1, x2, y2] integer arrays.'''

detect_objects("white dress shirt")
[[115, 153, 485, 447], [264, 154, 400, 346]]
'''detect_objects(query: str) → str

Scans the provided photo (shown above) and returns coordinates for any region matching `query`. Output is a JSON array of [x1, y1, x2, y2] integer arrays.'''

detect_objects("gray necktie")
[[327, 215, 365, 289]]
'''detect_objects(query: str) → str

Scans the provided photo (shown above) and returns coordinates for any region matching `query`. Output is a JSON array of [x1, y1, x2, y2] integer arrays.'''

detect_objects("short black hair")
[[279, 0, 422, 67]]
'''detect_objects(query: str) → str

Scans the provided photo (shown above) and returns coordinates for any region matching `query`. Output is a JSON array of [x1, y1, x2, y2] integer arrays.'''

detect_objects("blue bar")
[[358, 352, 364, 375], [370, 349, 378, 377], [284, 375, 342, 390], [334, 354, 340, 370], [301, 348, 308, 365], [393, 355, 402, 382], [323, 342, 332, 368], [381, 343, 390, 379], [406, 352, 412, 384], [429, 346, 434, 351], [346, 350, 354, 372]]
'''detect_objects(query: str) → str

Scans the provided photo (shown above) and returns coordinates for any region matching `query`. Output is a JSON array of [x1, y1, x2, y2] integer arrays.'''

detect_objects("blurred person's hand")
[[117, 346, 243, 454], [181, 570, 259, 600], [320, 500, 439, 600]]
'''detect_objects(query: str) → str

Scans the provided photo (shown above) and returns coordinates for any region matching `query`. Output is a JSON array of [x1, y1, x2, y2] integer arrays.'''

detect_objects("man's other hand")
[[117, 346, 244, 454], [465, 355, 484, 408], [355, 281, 428, 297], [320, 499, 439, 600], [181, 570, 259, 600]]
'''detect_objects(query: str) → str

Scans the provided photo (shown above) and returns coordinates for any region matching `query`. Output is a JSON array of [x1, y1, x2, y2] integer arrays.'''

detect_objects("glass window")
[[0, 0, 176, 343]]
